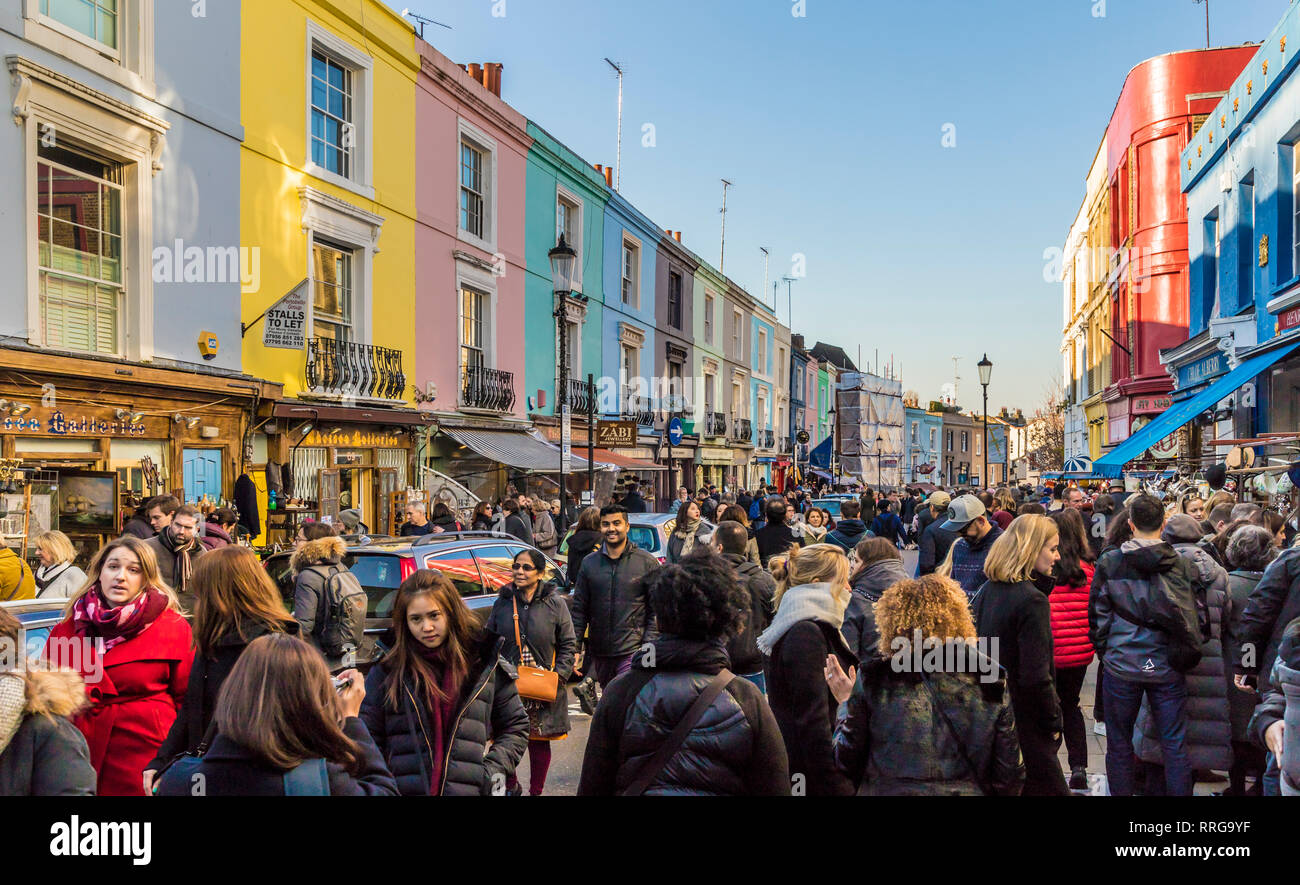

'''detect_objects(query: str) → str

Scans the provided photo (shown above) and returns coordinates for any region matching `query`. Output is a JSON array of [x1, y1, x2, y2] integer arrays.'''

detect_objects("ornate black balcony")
[[705, 411, 727, 438], [779, 435, 793, 454], [759, 429, 775, 448], [564, 378, 594, 416], [305, 338, 406, 401], [462, 365, 516, 412], [621, 396, 654, 427], [730, 418, 753, 445]]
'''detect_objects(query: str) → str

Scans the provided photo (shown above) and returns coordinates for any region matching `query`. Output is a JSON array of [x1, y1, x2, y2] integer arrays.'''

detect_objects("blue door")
[[183, 449, 222, 502]]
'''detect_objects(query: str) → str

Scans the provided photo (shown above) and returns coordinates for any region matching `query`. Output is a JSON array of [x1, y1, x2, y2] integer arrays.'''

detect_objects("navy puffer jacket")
[[360, 635, 529, 796], [577, 637, 789, 796]]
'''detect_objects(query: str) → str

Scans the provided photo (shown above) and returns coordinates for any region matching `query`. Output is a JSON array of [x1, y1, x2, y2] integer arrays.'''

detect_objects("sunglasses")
[[512, 563, 537, 571]]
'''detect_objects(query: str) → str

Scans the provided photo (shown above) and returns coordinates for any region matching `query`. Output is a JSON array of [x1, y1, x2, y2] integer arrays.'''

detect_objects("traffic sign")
[[668, 416, 683, 446]]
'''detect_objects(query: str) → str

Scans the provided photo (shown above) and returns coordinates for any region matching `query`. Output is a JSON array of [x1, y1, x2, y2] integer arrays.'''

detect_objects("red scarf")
[[415, 645, 462, 795], [70, 584, 169, 653]]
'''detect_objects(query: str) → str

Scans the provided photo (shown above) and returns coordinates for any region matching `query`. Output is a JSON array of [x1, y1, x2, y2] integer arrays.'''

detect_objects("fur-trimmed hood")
[[290, 535, 346, 573], [0, 667, 87, 758]]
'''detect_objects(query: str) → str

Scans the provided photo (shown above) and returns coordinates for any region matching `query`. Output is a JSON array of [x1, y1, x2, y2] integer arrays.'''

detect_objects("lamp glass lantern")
[[978, 354, 993, 387], [548, 234, 577, 296]]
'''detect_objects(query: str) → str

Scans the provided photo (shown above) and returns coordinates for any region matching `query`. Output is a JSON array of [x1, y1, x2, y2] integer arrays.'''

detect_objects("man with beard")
[[145, 503, 206, 610], [941, 495, 1003, 601]]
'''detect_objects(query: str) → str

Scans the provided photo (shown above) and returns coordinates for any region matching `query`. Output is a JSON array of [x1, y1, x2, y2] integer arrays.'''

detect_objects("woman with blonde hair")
[[971, 514, 1069, 796], [143, 545, 298, 794], [42, 536, 192, 795], [758, 543, 856, 796], [826, 575, 1025, 795], [32, 531, 87, 599]]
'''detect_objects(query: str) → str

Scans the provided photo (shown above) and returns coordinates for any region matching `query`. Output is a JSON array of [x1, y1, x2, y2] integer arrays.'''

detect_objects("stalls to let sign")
[[262, 281, 308, 350]]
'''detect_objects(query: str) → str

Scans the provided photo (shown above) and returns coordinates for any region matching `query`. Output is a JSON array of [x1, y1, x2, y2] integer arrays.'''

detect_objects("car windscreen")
[[628, 525, 659, 552], [343, 554, 405, 618]]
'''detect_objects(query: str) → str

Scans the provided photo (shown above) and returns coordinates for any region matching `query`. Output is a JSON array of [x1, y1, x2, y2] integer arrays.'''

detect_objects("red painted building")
[[1102, 47, 1256, 446]]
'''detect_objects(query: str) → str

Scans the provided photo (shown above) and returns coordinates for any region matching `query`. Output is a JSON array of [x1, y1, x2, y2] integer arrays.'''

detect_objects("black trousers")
[[1054, 665, 1089, 770], [1019, 725, 1071, 796]]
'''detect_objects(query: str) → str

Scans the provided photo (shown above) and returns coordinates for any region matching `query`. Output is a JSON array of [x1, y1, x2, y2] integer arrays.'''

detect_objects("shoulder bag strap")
[[283, 757, 331, 796], [511, 594, 525, 662], [917, 671, 994, 797], [194, 706, 220, 755], [620, 668, 735, 797]]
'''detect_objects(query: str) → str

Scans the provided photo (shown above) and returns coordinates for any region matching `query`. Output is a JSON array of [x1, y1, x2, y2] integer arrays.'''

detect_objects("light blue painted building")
[[600, 189, 659, 425]]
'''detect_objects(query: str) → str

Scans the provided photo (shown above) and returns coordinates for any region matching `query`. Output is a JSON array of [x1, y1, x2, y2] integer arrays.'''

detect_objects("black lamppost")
[[549, 235, 578, 504], [978, 353, 993, 490]]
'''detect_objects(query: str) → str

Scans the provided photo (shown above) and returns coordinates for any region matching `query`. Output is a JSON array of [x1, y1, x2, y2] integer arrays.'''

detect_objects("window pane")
[[96, 6, 115, 48], [49, 220, 98, 277], [312, 55, 327, 81], [473, 546, 519, 592], [424, 550, 484, 598], [100, 184, 120, 236], [328, 85, 345, 119], [312, 79, 328, 113], [45, 0, 95, 42], [101, 233, 121, 283]]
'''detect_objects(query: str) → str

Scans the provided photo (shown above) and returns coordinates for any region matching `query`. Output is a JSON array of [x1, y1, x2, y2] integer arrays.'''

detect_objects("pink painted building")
[[415, 44, 531, 426]]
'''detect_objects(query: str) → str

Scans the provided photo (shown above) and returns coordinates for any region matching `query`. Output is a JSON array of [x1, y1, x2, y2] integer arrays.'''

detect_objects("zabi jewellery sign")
[[596, 420, 637, 447]]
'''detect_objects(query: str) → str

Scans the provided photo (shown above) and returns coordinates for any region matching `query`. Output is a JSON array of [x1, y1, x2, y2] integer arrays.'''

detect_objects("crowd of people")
[[6, 473, 1300, 798]]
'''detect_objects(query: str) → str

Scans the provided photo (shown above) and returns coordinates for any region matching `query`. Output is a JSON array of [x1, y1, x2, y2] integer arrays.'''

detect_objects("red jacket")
[[44, 608, 193, 796], [1048, 562, 1094, 669]]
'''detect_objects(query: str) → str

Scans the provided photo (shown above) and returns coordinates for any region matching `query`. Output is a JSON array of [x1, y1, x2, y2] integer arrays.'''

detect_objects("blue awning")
[[1093, 340, 1300, 477]]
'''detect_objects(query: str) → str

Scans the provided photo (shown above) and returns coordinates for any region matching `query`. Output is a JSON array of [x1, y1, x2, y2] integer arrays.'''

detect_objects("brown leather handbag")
[[513, 595, 560, 702]]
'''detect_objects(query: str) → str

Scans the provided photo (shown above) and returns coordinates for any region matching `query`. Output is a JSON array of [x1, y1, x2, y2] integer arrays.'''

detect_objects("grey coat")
[[842, 558, 911, 662], [289, 535, 350, 668], [0, 670, 96, 796], [1225, 570, 1264, 743], [1134, 540, 1233, 770], [531, 511, 558, 554]]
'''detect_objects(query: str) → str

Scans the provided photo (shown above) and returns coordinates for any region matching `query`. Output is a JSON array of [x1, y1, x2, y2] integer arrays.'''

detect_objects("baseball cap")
[[925, 491, 951, 510], [941, 494, 986, 531]]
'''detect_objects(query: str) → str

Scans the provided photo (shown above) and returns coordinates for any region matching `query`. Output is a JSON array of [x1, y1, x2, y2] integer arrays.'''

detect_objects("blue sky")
[[393, 0, 1290, 413]]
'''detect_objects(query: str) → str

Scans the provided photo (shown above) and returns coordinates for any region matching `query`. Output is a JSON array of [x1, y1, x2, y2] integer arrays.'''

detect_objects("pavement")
[[534, 545, 1228, 796]]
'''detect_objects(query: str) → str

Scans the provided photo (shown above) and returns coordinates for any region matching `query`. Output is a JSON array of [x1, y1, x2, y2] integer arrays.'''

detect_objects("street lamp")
[[876, 429, 888, 491], [549, 235, 578, 510], [978, 353, 993, 490]]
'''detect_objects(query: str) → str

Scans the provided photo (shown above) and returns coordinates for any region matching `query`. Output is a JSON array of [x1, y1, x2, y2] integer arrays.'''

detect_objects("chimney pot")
[[594, 164, 604, 175], [674, 231, 682, 243], [467, 63, 482, 81], [486, 63, 503, 97], [603, 166, 613, 187]]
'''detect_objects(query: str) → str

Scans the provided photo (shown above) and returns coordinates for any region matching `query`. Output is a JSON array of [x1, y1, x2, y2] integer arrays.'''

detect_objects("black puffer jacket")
[[1225, 570, 1264, 743], [565, 530, 603, 583], [483, 582, 577, 737], [842, 558, 910, 661], [1236, 545, 1300, 692], [576, 637, 789, 795], [359, 635, 530, 796], [832, 656, 1025, 796], [1135, 531, 1233, 771], [722, 554, 776, 674], [570, 541, 660, 658], [1249, 618, 1300, 787]]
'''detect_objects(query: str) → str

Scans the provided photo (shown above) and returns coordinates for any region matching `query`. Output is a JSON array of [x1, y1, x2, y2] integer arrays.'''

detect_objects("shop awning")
[[589, 448, 667, 471], [440, 427, 601, 472], [1093, 340, 1300, 477], [808, 468, 834, 481]]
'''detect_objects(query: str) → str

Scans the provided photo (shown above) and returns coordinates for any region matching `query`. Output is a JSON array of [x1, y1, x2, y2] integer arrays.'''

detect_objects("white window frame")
[[555, 184, 583, 292], [704, 291, 715, 344], [456, 118, 497, 253], [618, 322, 645, 411], [555, 294, 586, 399], [731, 308, 743, 359], [309, 237, 355, 342], [22, 0, 154, 96], [757, 329, 768, 376], [305, 22, 374, 199], [301, 186, 383, 355], [15, 56, 166, 360], [455, 258, 499, 382], [621, 233, 642, 309]]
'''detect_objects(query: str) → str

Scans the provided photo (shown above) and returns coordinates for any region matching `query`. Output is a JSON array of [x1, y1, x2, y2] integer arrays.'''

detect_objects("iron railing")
[[564, 378, 594, 416], [621, 396, 654, 427], [305, 338, 406, 401], [705, 412, 727, 437], [461, 365, 516, 412], [779, 435, 793, 454], [730, 418, 753, 444]]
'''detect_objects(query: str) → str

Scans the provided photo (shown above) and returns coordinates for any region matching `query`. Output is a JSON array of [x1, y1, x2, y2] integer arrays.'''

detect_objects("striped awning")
[[440, 427, 606, 472]]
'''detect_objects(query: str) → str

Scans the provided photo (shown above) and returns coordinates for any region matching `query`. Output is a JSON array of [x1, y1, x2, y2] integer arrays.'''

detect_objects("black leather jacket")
[[832, 657, 1025, 796]]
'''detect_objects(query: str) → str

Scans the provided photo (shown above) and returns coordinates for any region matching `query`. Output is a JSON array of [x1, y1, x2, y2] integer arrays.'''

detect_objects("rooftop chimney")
[[458, 63, 503, 98], [673, 231, 682, 243], [602, 166, 613, 188]]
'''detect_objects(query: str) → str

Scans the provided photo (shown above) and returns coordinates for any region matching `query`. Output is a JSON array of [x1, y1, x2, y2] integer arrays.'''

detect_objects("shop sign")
[[3, 410, 149, 437], [1132, 395, 1172, 414], [303, 429, 403, 448], [1176, 352, 1227, 390], [1279, 305, 1300, 333], [596, 420, 636, 447]]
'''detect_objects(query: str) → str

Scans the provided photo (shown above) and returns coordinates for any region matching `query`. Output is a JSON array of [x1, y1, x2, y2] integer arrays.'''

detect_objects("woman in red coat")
[[43, 536, 192, 796], [1048, 509, 1095, 792]]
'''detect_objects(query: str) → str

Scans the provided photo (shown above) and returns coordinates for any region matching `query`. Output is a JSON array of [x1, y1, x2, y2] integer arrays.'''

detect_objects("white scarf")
[[756, 582, 846, 656]]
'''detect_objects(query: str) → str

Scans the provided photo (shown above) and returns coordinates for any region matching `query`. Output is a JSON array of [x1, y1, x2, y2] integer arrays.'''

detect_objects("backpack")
[[311, 564, 367, 659], [748, 499, 762, 521]]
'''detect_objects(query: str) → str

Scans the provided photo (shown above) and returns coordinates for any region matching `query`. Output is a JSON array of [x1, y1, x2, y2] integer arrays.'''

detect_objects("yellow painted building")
[[240, 0, 423, 542]]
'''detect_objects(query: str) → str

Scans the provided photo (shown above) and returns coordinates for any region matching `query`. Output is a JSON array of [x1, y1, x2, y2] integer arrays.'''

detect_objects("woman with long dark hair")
[[359, 569, 528, 795], [155, 634, 395, 796], [483, 549, 576, 795], [666, 498, 709, 564], [719, 504, 761, 565], [42, 536, 192, 796], [564, 505, 603, 580], [471, 501, 494, 532], [1048, 508, 1095, 791], [143, 546, 298, 794]]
